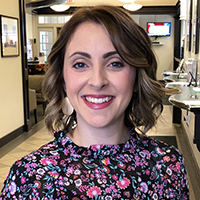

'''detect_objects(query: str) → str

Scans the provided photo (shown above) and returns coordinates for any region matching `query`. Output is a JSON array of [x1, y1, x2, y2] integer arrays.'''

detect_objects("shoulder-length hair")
[[42, 5, 165, 134]]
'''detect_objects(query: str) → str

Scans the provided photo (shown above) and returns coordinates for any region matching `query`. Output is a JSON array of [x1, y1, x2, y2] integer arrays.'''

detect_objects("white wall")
[[26, 13, 33, 39], [133, 14, 174, 80], [184, 0, 200, 73], [0, 0, 24, 138]]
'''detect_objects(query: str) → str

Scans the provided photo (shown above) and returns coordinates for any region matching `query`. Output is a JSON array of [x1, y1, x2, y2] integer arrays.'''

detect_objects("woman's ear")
[[63, 83, 67, 96]]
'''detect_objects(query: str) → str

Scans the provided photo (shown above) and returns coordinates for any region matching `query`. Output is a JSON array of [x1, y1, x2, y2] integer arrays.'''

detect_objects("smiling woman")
[[62, 21, 136, 144], [0, 5, 189, 199], [44, 6, 164, 135]]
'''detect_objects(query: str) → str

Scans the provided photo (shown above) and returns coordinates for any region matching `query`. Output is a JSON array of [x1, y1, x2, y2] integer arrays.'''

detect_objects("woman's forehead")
[[64, 21, 115, 53]]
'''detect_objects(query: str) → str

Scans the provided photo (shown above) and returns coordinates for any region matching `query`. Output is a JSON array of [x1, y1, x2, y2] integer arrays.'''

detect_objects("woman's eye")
[[73, 62, 87, 69], [110, 62, 124, 68]]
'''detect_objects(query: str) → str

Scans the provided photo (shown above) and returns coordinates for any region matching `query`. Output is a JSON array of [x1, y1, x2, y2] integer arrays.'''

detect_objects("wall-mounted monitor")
[[147, 22, 171, 37]]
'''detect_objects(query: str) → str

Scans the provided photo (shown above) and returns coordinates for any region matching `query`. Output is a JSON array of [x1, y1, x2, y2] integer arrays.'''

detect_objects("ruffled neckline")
[[54, 128, 141, 157]]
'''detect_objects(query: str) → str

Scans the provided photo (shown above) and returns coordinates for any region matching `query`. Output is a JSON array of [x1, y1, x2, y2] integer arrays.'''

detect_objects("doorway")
[[37, 27, 54, 62]]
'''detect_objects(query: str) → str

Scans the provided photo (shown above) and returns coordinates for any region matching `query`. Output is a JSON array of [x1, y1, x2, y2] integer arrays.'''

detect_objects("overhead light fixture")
[[119, 0, 134, 2], [50, 4, 70, 12], [123, 3, 142, 11]]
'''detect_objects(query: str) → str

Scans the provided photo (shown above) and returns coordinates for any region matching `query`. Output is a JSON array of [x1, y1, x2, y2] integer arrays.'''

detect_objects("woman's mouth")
[[85, 96, 113, 104], [82, 95, 115, 109]]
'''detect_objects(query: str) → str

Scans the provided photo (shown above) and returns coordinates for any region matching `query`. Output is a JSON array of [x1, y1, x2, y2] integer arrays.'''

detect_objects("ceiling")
[[63, 0, 179, 7], [26, 0, 179, 7], [26, 0, 179, 14]]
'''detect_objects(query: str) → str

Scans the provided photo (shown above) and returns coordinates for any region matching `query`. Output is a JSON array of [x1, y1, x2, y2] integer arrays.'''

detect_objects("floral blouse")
[[0, 129, 189, 199]]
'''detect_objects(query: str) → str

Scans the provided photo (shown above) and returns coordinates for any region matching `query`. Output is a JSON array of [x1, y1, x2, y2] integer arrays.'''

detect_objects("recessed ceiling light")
[[123, 3, 142, 11], [119, 0, 134, 2], [50, 5, 70, 12]]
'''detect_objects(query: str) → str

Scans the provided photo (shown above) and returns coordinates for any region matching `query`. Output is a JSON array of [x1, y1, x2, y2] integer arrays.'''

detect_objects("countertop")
[[164, 74, 200, 111], [163, 72, 200, 151]]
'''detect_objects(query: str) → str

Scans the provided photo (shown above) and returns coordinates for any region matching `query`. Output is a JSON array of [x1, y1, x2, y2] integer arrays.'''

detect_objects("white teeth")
[[85, 96, 112, 104]]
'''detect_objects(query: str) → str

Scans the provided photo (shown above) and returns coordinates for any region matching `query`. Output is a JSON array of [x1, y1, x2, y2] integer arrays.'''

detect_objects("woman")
[[0, 5, 189, 199]]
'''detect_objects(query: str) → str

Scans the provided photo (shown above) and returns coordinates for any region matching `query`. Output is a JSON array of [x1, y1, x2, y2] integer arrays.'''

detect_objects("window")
[[38, 16, 72, 24]]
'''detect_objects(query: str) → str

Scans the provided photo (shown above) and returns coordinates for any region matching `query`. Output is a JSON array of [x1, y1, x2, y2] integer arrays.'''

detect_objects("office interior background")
[[0, 0, 200, 199]]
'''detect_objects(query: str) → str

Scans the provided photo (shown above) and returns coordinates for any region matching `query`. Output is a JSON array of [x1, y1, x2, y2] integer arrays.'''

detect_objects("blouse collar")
[[54, 128, 141, 157]]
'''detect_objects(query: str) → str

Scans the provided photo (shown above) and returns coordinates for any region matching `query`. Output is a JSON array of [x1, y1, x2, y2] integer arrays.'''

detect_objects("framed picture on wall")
[[0, 15, 19, 57]]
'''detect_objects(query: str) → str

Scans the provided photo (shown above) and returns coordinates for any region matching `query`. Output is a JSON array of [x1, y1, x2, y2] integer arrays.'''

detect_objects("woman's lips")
[[81, 95, 115, 110]]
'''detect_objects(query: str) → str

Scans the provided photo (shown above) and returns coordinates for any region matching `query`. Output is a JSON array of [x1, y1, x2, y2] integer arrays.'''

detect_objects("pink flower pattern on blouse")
[[0, 129, 189, 199]]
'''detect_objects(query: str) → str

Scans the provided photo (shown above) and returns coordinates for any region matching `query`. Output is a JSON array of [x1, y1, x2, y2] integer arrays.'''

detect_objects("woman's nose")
[[88, 67, 109, 90]]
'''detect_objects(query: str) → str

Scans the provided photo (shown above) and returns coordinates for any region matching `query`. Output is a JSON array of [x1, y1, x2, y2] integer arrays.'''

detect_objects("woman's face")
[[63, 22, 136, 129]]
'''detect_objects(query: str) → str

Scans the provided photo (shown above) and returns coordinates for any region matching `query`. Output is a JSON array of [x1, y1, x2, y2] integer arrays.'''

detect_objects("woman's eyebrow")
[[69, 51, 118, 59], [69, 51, 91, 59], [103, 51, 118, 59]]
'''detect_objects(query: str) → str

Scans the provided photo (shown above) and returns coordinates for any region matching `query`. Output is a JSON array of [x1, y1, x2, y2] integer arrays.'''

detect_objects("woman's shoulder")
[[9, 138, 58, 173], [0, 130, 69, 198], [135, 133, 185, 165], [130, 129, 182, 160], [13, 130, 68, 165], [142, 135, 181, 154], [0, 132, 69, 193], [2, 130, 69, 179], [132, 129, 181, 155]]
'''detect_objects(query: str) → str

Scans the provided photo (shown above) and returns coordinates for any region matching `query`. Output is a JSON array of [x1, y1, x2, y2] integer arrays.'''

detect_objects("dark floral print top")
[[0, 129, 189, 199]]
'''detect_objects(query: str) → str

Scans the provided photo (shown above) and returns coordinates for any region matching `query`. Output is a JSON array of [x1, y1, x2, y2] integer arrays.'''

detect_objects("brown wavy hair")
[[42, 5, 165, 134]]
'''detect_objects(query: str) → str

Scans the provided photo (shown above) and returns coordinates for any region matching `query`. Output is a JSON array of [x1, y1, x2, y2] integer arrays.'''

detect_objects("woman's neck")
[[68, 123, 130, 148]]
